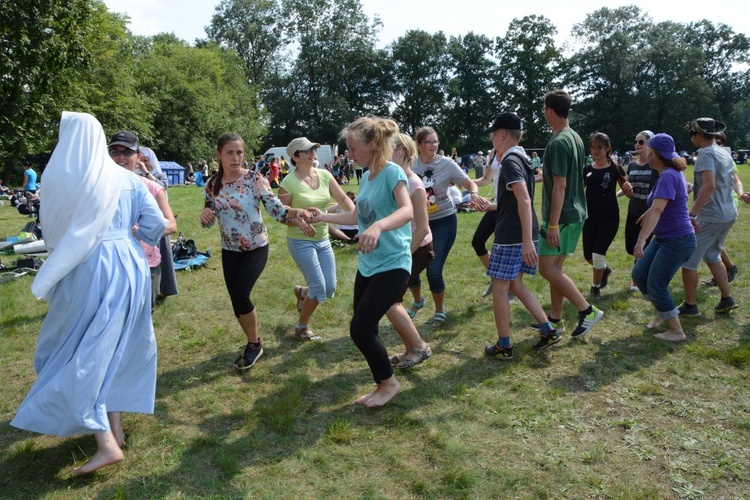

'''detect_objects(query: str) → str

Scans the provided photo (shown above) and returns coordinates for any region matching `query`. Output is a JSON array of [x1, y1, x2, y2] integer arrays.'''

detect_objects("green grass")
[[1, 168, 749, 498]]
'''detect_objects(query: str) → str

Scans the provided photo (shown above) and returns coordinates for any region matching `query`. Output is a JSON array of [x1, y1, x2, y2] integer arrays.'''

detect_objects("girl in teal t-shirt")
[[311, 116, 412, 408]]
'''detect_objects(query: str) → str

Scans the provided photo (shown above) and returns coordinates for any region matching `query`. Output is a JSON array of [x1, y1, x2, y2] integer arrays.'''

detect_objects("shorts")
[[538, 221, 584, 256], [487, 243, 538, 281], [682, 219, 735, 271]]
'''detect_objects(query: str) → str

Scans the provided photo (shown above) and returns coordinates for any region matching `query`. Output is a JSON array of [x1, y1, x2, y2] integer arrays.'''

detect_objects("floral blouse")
[[204, 170, 288, 251]]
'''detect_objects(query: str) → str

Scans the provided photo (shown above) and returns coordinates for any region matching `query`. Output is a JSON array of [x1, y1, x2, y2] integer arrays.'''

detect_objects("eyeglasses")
[[109, 148, 137, 158], [301, 148, 317, 154], [634, 139, 646, 145], [422, 140, 439, 146]]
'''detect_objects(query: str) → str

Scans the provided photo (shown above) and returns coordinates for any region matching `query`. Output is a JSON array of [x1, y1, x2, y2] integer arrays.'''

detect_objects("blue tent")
[[160, 161, 185, 186]]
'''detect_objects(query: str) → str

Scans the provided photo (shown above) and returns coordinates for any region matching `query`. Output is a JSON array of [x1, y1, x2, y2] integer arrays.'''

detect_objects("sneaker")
[[678, 302, 701, 317], [630, 281, 640, 291], [590, 285, 601, 300], [571, 306, 604, 339], [727, 265, 739, 283], [482, 283, 492, 298], [234, 341, 263, 370], [714, 296, 738, 313], [600, 266, 613, 289], [533, 329, 562, 350], [485, 343, 513, 360], [530, 317, 566, 333]]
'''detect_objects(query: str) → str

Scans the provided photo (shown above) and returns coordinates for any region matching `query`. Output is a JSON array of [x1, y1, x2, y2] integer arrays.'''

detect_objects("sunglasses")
[[716, 141, 724, 146], [109, 148, 137, 158], [634, 139, 646, 145]]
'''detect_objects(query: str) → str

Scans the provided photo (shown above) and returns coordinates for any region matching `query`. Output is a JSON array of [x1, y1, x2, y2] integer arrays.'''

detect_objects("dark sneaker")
[[482, 283, 492, 298], [234, 341, 263, 370], [485, 343, 513, 360], [727, 265, 739, 283], [533, 329, 562, 350], [714, 296, 738, 313], [590, 286, 601, 300], [600, 266, 613, 289], [571, 306, 604, 339], [530, 317, 566, 333], [678, 302, 701, 317]]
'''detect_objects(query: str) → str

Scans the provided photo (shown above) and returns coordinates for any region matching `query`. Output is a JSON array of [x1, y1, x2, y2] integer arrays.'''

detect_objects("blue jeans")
[[410, 213, 457, 294], [287, 238, 336, 301], [632, 234, 696, 319]]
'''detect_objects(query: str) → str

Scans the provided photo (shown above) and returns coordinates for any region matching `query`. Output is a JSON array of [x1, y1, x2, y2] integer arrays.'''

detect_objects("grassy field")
[[1, 168, 749, 499]]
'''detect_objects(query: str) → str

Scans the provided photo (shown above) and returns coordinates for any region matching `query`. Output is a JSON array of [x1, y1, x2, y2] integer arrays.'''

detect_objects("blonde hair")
[[392, 132, 417, 166], [340, 116, 399, 169]]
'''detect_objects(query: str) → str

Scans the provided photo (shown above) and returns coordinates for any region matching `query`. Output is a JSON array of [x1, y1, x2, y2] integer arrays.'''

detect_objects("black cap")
[[483, 112, 524, 134], [109, 131, 139, 151]]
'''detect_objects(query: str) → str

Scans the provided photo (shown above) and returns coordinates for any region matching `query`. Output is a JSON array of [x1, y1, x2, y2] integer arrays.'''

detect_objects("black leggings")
[[471, 210, 496, 257], [351, 269, 409, 383], [582, 215, 619, 261], [625, 212, 653, 256], [222, 246, 269, 317]]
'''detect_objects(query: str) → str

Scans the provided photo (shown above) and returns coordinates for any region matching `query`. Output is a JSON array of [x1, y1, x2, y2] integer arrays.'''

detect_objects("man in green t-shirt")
[[536, 89, 603, 344]]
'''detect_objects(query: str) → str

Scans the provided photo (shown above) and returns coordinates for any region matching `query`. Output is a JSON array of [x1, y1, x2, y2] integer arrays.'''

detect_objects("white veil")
[[139, 147, 164, 175], [31, 111, 123, 300]]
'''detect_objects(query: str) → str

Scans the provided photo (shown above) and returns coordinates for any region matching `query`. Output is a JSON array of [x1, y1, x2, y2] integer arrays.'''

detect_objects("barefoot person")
[[632, 133, 696, 341], [11, 112, 168, 474], [310, 116, 413, 407], [278, 137, 354, 341], [200, 133, 309, 370], [386, 132, 433, 370]]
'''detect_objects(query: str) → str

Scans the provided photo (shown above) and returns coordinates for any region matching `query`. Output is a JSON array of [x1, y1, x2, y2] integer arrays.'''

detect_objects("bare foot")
[[360, 377, 400, 408], [73, 430, 124, 475], [73, 447, 124, 475], [355, 392, 374, 405], [647, 318, 664, 329], [108, 412, 125, 448], [654, 330, 687, 342]]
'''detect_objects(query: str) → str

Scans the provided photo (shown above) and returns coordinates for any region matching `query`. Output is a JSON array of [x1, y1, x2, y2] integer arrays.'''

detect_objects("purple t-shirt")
[[648, 168, 693, 238]]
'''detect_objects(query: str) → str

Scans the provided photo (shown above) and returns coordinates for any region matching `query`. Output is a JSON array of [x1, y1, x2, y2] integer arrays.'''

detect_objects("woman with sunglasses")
[[278, 137, 354, 341], [624, 130, 658, 289], [583, 132, 631, 299]]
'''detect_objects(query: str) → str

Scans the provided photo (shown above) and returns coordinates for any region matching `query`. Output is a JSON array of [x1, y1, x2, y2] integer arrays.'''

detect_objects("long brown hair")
[[207, 133, 244, 197]]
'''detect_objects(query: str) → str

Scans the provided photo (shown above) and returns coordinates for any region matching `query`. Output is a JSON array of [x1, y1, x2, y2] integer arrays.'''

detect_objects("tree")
[[206, 0, 286, 86], [135, 36, 265, 162], [0, 0, 114, 181], [566, 6, 651, 152], [442, 33, 495, 154], [389, 30, 449, 135], [494, 15, 563, 148]]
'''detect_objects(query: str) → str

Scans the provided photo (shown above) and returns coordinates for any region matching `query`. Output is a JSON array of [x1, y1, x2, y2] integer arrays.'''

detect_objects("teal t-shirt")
[[24, 168, 38, 191], [357, 162, 412, 277], [541, 129, 587, 224]]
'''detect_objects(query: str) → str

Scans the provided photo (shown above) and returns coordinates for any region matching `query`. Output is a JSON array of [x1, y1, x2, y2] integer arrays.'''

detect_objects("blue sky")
[[103, 0, 749, 48]]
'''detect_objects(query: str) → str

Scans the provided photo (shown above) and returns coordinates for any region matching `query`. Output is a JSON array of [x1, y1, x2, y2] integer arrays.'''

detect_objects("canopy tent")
[[161, 161, 185, 186]]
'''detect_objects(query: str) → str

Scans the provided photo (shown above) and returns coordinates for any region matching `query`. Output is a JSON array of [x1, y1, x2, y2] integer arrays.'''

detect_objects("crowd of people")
[[8, 89, 747, 474]]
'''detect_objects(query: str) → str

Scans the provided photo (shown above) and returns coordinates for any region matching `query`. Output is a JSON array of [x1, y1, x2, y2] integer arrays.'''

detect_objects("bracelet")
[[548, 225, 559, 229], [470, 191, 478, 195]]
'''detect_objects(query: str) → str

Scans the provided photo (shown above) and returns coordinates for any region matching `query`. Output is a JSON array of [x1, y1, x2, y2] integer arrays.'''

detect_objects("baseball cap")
[[109, 131, 139, 151], [286, 137, 321, 158], [483, 112, 524, 134], [648, 133, 680, 160]]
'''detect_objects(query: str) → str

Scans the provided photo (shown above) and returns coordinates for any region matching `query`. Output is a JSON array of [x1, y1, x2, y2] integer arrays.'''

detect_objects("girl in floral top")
[[200, 133, 308, 371]]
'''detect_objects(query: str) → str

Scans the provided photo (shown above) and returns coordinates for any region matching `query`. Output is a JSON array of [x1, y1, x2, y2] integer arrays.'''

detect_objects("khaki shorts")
[[538, 221, 584, 256]]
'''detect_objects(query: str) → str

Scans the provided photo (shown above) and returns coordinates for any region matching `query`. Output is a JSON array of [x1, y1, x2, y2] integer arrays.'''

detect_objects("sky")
[[103, 0, 749, 48]]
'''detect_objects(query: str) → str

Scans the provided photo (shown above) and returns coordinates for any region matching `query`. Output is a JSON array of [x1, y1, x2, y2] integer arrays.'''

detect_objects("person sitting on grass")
[[480, 112, 560, 359]]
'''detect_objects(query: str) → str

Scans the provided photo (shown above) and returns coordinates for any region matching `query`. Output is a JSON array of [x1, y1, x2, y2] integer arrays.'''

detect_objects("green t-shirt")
[[541, 128, 587, 224], [280, 169, 333, 241]]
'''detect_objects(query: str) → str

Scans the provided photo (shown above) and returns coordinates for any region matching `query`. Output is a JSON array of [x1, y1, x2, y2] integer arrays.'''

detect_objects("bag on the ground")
[[172, 234, 197, 260]]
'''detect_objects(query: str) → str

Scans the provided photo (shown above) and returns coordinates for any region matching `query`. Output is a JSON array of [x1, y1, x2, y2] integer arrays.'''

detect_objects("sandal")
[[390, 352, 407, 365], [429, 312, 446, 327], [396, 345, 432, 370], [294, 285, 308, 312], [407, 299, 425, 319], [293, 325, 321, 341]]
